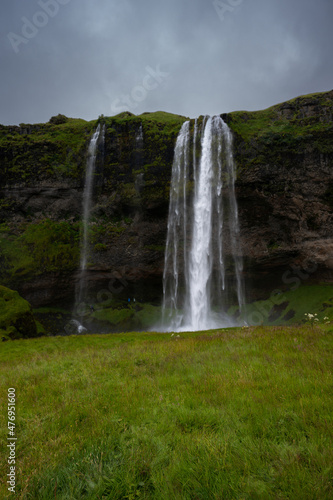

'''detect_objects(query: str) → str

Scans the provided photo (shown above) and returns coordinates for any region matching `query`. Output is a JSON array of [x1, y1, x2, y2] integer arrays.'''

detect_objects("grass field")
[[1, 325, 332, 499]]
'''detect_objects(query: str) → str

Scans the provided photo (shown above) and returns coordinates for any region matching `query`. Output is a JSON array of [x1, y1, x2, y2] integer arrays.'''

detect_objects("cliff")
[[0, 92, 332, 311], [226, 90, 333, 297]]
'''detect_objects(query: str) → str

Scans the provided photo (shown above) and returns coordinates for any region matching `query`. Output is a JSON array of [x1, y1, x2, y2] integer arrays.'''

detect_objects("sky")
[[1, 0, 332, 125]]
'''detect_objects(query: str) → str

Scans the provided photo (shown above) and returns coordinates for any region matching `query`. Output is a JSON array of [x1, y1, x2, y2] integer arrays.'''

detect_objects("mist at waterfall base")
[[161, 116, 245, 333]]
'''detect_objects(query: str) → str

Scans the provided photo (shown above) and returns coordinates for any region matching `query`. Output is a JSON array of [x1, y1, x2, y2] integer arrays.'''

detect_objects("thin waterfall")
[[136, 123, 143, 143], [162, 121, 191, 329], [75, 124, 102, 315], [162, 116, 245, 332]]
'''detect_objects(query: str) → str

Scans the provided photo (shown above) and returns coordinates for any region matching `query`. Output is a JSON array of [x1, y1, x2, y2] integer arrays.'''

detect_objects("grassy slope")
[[228, 90, 333, 143], [0, 325, 332, 499]]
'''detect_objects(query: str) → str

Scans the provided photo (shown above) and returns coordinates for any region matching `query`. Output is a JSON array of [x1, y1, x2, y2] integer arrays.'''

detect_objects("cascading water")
[[75, 124, 102, 316], [162, 116, 245, 332], [136, 123, 143, 143]]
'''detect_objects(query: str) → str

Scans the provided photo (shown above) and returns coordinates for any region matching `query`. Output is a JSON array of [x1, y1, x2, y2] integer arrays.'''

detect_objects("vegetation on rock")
[[0, 94, 332, 319], [0, 285, 38, 340], [0, 220, 80, 285]]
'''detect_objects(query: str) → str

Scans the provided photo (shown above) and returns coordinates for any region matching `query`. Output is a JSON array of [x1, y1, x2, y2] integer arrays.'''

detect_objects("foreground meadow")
[[1, 325, 332, 499]]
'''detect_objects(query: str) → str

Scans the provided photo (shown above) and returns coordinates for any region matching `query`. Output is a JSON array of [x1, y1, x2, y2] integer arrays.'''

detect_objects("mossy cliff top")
[[226, 89, 333, 142], [1, 91, 332, 189], [0, 93, 332, 310], [0, 111, 188, 187], [224, 90, 333, 173], [223, 89, 333, 211]]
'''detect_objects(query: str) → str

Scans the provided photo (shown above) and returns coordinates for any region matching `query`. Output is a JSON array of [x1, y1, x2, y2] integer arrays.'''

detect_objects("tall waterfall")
[[75, 124, 103, 314], [162, 116, 245, 332]]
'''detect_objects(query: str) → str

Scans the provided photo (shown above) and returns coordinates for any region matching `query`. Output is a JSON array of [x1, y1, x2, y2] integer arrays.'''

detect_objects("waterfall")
[[75, 124, 102, 316], [162, 121, 191, 330], [136, 123, 143, 143], [162, 116, 245, 332]]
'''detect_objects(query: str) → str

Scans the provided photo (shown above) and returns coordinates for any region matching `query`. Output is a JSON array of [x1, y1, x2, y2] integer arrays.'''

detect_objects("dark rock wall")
[[0, 94, 332, 307], [228, 91, 333, 298]]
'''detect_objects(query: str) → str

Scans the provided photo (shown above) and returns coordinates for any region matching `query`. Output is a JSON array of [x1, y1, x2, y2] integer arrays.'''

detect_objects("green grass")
[[138, 111, 189, 125], [0, 325, 332, 499], [227, 90, 333, 163]]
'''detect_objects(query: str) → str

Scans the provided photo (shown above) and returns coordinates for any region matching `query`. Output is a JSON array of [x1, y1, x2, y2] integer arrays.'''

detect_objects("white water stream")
[[75, 124, 103, 314], [162, 116, 245, 331]]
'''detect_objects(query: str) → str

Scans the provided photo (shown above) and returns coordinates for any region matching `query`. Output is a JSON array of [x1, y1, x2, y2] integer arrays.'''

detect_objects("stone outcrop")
[[0, 94, 332, 308], [0, 285, 38, 340]]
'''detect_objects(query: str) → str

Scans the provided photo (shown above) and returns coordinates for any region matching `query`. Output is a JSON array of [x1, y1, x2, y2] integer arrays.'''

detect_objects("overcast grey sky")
[[1, 0, 332, 125]]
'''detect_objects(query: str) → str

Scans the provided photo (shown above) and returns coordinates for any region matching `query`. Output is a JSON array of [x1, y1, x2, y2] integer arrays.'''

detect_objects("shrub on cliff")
[[49, 114, 69, 125], [0, 285, 38, 341]]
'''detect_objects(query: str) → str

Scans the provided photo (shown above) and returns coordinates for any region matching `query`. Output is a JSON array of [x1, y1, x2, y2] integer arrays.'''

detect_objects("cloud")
[[1, 0, 332, 124]]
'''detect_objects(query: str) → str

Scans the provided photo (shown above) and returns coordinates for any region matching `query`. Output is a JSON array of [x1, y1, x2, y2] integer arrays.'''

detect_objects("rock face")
[[0, 285, 38, 340], [226, 91, 333, 297], [0, 95, 332, 308]]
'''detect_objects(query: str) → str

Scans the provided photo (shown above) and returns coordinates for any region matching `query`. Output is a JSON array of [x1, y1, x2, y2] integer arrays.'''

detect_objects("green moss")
[[0, 219, 80, 284], [35, 321, 46, 335], [242, 285, 333, 326], [227, 90, 333, 163], [139, 110, 188, 124], [94, 243, 107, 252], [144, 244, 165, 252], [0, 118, 97, 184], [0, 285, 38, 340], [135, 303, 162, 328], [92, 308, 135, 325]]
